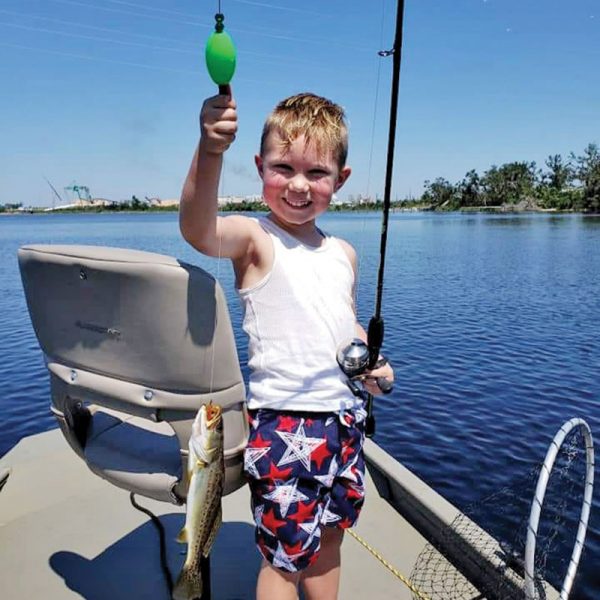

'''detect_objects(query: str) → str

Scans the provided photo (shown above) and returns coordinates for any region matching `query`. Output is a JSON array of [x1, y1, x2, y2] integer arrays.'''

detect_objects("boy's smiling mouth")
[[283, 197, 311, 208]]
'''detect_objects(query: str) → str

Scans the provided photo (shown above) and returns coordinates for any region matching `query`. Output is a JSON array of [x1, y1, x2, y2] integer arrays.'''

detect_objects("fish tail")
[[172, 563, 203, 600]]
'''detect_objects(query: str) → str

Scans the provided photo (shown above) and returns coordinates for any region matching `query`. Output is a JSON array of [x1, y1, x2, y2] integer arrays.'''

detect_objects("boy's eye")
[[272, 163, 293, 172], [309, 169, 329, 177]]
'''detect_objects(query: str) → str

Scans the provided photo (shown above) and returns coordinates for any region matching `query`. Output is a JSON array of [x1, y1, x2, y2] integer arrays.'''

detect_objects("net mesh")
[[409, 427, 588, 600]]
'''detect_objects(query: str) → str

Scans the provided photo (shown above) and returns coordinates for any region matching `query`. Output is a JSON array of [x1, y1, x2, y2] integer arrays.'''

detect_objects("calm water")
[[1, 211, 599, 598]]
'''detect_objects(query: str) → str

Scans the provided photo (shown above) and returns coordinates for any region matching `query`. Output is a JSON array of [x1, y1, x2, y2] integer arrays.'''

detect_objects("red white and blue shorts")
[[243, 407, 366, 572]]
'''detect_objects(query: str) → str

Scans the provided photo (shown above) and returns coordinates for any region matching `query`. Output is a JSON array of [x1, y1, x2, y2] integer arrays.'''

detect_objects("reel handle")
[[376, 377, 394, 394]]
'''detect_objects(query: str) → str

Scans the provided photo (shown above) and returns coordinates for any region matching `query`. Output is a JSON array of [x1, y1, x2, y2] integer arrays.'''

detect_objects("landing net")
[[409, 419, 594, 600]]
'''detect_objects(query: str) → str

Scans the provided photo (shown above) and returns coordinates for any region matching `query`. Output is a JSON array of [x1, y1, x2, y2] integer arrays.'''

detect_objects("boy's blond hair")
[[260, 93, 348, 168]]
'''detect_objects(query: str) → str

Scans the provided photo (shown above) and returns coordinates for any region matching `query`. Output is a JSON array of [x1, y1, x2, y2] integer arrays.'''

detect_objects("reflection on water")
[[1, 211, 599, 598]]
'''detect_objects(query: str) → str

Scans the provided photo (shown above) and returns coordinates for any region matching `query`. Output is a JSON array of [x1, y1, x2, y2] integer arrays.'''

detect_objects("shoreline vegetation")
[[3, 143, 599, 215]]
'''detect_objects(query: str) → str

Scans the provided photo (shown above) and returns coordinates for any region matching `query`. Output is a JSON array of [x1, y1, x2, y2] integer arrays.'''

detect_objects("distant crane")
[[43, 176, 66, 209], [64, 182, 92, 202]]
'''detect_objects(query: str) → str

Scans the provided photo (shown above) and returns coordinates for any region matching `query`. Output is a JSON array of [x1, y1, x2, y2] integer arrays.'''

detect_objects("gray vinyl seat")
[[18, 245, 248, 504]]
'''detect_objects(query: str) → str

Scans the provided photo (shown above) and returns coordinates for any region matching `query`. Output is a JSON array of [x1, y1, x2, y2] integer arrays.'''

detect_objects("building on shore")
[[145, 197, 180, 208], [44, 198, 114, 211], [24, 194, 267, 212]]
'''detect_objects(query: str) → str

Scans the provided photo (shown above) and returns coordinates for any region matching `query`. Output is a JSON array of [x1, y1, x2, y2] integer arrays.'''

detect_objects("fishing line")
[[356, 0, 387, 311], [208, 0, 229, 401], [208, 231, 223, 397], [365, 0, 387, 202]]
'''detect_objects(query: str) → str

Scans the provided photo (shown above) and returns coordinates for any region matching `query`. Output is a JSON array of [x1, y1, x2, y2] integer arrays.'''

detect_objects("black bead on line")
[[215, 13, 224, 33]]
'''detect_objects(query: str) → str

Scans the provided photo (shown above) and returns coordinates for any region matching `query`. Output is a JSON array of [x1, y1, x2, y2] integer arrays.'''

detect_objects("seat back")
[[18, 244, 248, 503]]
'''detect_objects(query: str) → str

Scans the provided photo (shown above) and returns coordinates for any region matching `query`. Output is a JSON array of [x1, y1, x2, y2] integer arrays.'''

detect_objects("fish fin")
[[176, 527, 188, 544], [186, 458, 195, 484], [202, 505, 222, 558], [172, 563, 203, 600]]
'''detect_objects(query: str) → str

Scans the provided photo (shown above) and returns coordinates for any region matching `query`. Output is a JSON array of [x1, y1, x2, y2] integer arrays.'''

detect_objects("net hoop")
[[524, 418, 595, 600]]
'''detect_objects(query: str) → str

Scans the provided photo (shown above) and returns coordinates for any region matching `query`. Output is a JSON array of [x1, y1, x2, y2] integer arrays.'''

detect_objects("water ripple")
[[1, 212, 599, 598]]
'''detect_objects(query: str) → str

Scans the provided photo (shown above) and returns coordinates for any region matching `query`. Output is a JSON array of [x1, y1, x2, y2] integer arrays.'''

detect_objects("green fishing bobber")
[[205, 13, 236, 92]]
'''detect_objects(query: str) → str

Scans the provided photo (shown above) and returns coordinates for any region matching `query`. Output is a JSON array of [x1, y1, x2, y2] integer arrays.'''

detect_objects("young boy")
[[180, 89, 394, 600]]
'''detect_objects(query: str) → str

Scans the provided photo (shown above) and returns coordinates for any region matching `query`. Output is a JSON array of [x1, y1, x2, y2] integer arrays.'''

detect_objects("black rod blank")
[[368, 0, 406, 368]]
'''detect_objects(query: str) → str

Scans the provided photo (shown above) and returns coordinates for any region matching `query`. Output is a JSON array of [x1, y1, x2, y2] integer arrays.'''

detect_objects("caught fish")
[[173, 403, 224, 600]]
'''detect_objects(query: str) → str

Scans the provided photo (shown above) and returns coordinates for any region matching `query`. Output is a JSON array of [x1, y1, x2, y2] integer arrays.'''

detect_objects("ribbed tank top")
[[237, 216, 360, 412]]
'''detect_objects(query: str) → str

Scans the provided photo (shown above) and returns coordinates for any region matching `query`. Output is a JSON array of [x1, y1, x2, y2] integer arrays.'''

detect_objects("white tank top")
[[237, 216, 360, 412]]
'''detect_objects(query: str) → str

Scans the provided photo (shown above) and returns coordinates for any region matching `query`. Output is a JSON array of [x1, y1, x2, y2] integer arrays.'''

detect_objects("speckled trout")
[[173, 403, 224, 600]]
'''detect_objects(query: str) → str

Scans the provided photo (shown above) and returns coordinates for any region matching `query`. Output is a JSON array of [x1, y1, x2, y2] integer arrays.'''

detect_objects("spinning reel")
[[336, 338, 393, 438]]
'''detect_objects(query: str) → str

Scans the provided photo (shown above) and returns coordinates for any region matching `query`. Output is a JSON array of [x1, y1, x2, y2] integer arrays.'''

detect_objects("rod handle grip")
[[367, 316, 384, 369]]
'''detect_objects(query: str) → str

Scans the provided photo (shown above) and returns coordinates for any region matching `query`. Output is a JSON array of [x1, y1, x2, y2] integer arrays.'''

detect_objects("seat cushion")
[[84, 408, 183, 504]]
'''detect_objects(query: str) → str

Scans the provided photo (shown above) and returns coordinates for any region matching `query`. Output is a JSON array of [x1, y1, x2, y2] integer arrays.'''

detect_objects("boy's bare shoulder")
[[220, 213, 260, 228], [217, 213, 269, 247], [333, 237, 357, 270]]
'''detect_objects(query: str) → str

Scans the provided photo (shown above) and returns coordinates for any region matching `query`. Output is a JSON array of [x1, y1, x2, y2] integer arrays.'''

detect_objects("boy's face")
[[255, 132, 351, 227]]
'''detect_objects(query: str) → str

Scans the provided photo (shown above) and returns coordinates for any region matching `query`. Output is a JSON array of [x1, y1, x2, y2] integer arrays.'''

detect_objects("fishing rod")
[[336, 0, 405, 436], [367, 0, 406, 370]]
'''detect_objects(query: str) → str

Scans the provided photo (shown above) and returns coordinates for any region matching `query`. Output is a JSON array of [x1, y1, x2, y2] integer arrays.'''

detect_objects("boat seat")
[[18, 244, 248, 505], [83, 408, 184, 503]]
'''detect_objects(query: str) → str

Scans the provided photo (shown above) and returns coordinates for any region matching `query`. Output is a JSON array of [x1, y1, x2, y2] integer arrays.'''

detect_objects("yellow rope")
[[347, 528, 432, 600]]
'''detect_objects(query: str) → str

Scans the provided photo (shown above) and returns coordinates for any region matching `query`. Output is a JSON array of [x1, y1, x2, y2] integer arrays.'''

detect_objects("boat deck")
[[1, 429, 430, 599]]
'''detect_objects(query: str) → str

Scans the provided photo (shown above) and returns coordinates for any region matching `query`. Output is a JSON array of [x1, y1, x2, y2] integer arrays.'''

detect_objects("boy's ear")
[[334, 166, 351, 192], [254, 155, 264, 178]]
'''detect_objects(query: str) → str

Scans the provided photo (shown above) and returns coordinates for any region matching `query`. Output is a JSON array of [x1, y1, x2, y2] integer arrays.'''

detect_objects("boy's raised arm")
[[180, 91, 253, 260]]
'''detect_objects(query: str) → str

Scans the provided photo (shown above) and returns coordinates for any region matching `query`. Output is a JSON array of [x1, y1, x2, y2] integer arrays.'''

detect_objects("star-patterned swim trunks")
[[244, 408, 366, 572]]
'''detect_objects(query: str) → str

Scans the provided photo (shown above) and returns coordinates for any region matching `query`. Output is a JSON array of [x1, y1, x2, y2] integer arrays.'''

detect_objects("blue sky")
[[1, 0, 598, 207]]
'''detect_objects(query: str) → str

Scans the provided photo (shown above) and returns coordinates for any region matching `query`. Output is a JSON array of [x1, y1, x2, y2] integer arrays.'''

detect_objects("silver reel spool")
[[336, 338, 371, 378], [336, 338, 393, 394]]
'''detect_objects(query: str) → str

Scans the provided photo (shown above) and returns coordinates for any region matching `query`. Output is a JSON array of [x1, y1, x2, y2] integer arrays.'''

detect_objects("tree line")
[[3, 143, 598, 214], [417, 143, 600, 212]]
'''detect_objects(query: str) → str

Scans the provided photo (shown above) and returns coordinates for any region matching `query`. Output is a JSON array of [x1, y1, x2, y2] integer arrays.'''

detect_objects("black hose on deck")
[[129, 492, 174, 595]]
